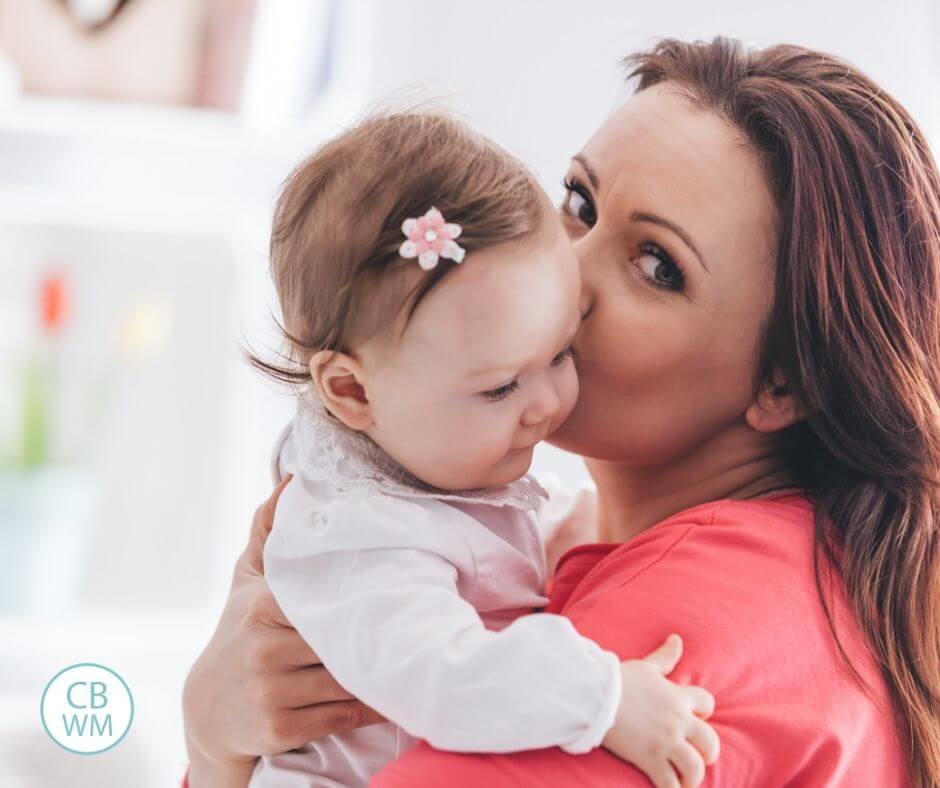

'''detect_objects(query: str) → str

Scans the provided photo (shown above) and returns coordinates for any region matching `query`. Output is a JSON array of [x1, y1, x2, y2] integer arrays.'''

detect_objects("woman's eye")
[[481, 380, 519, 401], [635, 243, 686, 292], [550, 346, 576, 367], [562, 178, 597, 227]]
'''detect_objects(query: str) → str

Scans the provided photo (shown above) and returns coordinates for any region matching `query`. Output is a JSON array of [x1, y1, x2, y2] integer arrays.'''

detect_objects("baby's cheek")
[[464, 412, 514, 461], [559, 366, 581, 421]]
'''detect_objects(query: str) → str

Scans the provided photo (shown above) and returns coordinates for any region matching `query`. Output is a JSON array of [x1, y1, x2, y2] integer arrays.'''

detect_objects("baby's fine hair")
[[251, 111, 546, 384]]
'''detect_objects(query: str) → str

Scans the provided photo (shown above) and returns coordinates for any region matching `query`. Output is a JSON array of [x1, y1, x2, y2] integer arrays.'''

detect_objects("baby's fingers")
[[683, 684, 715, 719], [686, 716, 721, 765], [641, 759, 681, 788], [669, 742, 706, 788], [642, 634, 684, 675]]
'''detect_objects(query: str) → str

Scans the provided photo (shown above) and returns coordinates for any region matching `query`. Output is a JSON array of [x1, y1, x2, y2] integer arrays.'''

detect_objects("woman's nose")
[[574, 236, 597, 320]]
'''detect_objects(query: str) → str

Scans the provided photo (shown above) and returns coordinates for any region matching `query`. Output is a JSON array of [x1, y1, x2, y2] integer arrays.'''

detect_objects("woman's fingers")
[[642, 634, 683, 675], [686, 716, 721, 764], [684, 685, 716, 719], [246, 625, 321, 672], [243, 578, 295, 630], [669, 742, 706, 788], [270, 665, 356, 708], [244, 475, 293, 575], [266, 701, 386, 751], [275, 630, 323, 669]]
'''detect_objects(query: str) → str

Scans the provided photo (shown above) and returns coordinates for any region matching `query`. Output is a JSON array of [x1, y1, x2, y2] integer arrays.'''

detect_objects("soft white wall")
[[366, 0, 939, 188]]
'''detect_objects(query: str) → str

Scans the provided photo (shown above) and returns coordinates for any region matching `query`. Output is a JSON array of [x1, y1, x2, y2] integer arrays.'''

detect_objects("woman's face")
[[549, 83, 779, 466]]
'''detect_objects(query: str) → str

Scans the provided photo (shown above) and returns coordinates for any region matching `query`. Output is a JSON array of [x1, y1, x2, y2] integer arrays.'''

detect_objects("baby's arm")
[[264, 494, 621, 753], [264, 491, 718, 787]]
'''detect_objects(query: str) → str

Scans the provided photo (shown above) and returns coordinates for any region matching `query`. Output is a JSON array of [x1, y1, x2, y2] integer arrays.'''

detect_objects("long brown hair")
[[626, 37, 940, 785]]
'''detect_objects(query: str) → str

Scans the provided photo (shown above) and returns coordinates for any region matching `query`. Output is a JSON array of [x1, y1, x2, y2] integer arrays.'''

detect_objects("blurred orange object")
[[39, 271, 67, 336]]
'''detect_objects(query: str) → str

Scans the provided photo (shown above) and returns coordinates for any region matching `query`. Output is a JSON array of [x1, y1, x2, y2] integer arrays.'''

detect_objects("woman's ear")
[[745, 370, 805, 433], [309, 350, 373, 430]]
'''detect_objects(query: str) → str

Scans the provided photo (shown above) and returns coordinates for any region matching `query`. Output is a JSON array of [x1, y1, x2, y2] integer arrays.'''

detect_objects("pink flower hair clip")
[[399, 207, 465, 270]]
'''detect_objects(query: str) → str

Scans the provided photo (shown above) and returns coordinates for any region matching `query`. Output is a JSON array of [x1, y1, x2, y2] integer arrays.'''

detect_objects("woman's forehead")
[[586, 86, 757, 194], [579, 83, 776, 274]]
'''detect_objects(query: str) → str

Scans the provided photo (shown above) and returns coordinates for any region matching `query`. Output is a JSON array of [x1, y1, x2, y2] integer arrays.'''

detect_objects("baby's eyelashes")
[[481, 380, 520, 402], [550, 346, 577, 367], [480, 347, 577, 402]]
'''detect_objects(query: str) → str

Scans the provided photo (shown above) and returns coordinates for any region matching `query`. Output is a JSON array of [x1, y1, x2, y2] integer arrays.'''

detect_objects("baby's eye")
[[550, 346, 577, 367], [481, 380, 519, 402]]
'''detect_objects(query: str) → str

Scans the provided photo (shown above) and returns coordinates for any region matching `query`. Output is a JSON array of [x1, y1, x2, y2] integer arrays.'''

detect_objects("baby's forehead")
[[402, 236, 575, 364]]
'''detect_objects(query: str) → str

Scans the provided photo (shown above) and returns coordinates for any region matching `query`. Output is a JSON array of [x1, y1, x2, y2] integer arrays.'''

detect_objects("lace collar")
[[289, 397, 548, 512]]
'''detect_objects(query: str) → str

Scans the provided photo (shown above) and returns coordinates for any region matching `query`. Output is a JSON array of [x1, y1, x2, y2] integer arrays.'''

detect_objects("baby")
[[249, 111, 718, 788]]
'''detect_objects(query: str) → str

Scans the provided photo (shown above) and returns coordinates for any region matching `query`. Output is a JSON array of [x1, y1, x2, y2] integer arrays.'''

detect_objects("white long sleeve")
[[264, 485, 621, 755]]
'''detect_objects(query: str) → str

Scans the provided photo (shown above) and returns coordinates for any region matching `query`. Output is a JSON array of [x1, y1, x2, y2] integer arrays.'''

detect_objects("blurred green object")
[[16, 270, 67, 469], [20, 354, 50, 467]]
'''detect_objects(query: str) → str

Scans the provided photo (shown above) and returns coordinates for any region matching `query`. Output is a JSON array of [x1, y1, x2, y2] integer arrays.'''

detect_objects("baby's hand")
[[601, 635, 719, 788]]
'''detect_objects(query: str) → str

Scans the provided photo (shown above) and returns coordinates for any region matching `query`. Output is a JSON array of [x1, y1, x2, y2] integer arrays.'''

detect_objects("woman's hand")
[[183, 476, 385, 787], [602, 635, 720, 788]]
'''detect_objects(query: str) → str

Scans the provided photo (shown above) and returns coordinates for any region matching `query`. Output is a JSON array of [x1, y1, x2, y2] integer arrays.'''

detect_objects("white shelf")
[[0, 95, 339, 242]]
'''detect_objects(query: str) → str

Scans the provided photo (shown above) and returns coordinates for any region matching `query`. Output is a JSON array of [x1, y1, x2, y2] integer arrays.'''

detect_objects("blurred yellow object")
[[117, 297, 173, 363]]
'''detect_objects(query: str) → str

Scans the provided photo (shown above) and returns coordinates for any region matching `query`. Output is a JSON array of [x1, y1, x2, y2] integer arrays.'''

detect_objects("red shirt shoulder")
[[372, 493, 907, 787]]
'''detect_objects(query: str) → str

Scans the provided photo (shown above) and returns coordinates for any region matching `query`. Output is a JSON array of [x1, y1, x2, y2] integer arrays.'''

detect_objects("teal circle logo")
[[40, 663, 134, 755]]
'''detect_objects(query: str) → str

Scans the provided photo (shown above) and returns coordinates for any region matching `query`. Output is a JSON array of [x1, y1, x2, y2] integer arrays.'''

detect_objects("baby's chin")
[[482, 447, 536, 487], [417, 448, 535, 491], [455, 451, 536, 490]]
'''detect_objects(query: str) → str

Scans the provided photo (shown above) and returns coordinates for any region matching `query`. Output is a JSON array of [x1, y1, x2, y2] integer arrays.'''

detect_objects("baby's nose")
[[521, 385, 561, 427]]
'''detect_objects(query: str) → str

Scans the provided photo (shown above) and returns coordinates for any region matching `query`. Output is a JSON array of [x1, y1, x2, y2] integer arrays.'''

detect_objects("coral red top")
[[371, 493, 909, 786]]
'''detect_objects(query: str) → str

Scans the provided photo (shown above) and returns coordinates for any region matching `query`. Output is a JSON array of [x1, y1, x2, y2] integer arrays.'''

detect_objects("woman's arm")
[[182, 478, 385, 788]]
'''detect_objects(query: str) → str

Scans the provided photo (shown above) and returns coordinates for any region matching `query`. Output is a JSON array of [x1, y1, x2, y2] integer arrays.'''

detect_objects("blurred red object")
[[39, 271, 68, 335]]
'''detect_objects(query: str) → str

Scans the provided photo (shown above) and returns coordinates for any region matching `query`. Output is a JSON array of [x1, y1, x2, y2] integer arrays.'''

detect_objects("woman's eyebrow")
[[572, 154, 599, 189], [630, 211, 710, 273]]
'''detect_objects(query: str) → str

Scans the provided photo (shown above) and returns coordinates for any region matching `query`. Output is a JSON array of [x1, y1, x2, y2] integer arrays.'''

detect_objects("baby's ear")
[[309, 350, 373, 430]]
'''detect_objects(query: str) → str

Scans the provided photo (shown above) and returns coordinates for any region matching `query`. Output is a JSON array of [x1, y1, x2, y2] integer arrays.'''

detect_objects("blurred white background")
[[0, 1, 937, 785]]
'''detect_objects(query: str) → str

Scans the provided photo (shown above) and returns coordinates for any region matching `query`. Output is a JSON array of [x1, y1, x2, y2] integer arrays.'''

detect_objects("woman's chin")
[[545, 409, 616, 461]]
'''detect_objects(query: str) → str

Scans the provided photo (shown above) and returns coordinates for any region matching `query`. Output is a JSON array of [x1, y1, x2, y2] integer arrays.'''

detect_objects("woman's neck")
[[587, 429, 801, 543]]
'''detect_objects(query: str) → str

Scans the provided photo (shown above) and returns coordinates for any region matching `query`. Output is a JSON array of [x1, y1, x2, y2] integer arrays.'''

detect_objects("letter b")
[[90, 682, 108, 709]]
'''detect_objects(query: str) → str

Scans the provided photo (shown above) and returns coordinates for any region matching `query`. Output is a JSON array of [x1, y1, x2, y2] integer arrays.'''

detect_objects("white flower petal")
[[402, 218, 418, 237], [440, 240, 465, 262], [425, 207, 443, 224], [399, 240, 418, 258], [418, 249, 439, 270], [443, 223, 462, 239]]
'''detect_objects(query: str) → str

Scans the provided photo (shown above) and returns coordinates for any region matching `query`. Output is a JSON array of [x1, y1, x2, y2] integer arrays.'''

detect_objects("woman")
[[183, 38, 940, 786]]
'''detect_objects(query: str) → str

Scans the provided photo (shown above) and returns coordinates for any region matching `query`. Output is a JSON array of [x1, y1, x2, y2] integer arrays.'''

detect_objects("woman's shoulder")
[[649, 488, 815, 538], [548, 489, 843, 674], [552, 490, 815, 598]]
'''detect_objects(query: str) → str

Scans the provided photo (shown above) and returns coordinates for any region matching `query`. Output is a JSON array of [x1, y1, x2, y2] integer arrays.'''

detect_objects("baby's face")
[[359, 212, 581, 490]]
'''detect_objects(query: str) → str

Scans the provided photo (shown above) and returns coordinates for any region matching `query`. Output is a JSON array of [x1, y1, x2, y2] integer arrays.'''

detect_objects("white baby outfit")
[[249, 398, 621, 788]]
